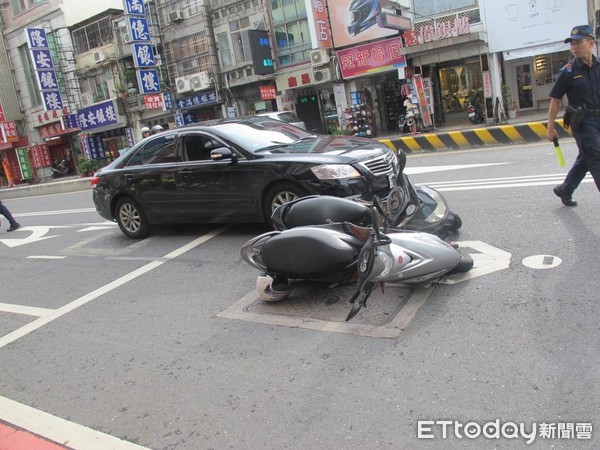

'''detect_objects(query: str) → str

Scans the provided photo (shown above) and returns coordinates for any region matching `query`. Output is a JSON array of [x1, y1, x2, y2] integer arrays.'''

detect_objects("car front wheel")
[[263, 182, 307, 222], [115, 197, 150, 239]]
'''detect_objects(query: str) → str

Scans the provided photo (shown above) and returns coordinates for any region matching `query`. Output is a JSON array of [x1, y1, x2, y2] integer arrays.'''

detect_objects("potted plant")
[[77, 156, 100, 177]]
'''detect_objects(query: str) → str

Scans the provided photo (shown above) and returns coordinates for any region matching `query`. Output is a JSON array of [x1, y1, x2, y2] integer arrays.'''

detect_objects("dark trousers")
[[561, 116, 600, 196], [0, 200, 18, 227]]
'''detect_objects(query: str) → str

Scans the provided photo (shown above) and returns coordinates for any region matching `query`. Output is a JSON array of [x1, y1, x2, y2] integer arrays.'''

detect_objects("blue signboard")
[[35, 70, 59, 91], [128, 17, 150, 41], [174, 112, 185, 128], [123, 0, 146, 16], [77, 100, 119, 132], [61, 113, 80, 130], [31, 49, 54, 70], [162, 92, 174, 111], [183, 113, 197, 125], [176, 91, 218, 109], [125, 127, 136, 146], [137, 69, 160, 94], [87, 136, 105, 159], [132, 43, 156, 68], [25, 28, 48, 49], [42, 90, 63, 111]]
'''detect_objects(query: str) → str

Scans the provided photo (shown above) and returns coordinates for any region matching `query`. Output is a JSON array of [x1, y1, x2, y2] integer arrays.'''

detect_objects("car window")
[[126, 135, 178, 166], [276, 112, 300, 123], [183, 135, 220, 161]]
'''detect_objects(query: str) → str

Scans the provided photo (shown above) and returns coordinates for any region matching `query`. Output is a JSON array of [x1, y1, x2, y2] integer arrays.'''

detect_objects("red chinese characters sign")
[[275, 69, 314, 91], [259, 86, 277, 100], [404, 15, 470, 47], [1, 121, 19, 143], [144, 94, 165, 110], [0, 103, 5, 122], [337, 36, 406, 80], [312, 0, 332, 48], [29, 144, 52, 168], [36, 109, 64, 126]]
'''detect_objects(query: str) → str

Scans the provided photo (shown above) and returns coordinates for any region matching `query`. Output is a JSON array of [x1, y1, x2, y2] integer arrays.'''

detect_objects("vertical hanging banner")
[[25, 27, 63, 111], [16, 147, 33, 180], [412, 74, 432, 129]]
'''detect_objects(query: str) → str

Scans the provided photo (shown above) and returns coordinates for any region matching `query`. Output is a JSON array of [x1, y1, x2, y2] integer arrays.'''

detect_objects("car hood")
[[261, 136, 391, 160]]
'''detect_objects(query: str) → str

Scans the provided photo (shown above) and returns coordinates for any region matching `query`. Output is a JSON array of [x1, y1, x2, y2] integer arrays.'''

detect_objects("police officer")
[[140, 126, 151, 139], [547, 24, 600, 206]]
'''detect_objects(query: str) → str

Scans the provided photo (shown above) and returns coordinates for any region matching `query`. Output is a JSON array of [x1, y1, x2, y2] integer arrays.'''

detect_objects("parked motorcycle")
[[51, 160, 71, 178], [467, 93, 485, 124], [241, 196, 473, 320]]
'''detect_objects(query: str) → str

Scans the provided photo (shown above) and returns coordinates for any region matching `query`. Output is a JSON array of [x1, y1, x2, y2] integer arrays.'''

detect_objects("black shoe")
[[553, 186, 577, 206], [7, 223, 21, 232]]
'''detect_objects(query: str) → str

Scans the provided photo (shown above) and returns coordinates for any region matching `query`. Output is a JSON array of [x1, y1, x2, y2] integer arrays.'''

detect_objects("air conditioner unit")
[[190, 71, 210, 91], [313, 67, 331, 84], [310, 48, 329, 66], [168, 10, 184, 22], [93, 50, 106, 63], [175, 75, 192, 94]]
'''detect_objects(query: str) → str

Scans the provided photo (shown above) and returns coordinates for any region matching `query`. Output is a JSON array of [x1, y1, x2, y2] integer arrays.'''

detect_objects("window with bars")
[[72, 17, 113, 54]]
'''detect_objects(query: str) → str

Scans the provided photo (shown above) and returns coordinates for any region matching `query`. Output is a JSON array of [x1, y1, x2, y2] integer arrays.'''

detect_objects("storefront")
[[34, 111, 81, 177], [173, 90, 220, 127], [438, 57, 484, 121]]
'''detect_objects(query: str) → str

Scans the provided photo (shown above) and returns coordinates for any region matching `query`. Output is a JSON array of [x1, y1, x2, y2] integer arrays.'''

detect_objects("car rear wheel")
[[115, 197, 150, 239], [263, 182, 307, 222]]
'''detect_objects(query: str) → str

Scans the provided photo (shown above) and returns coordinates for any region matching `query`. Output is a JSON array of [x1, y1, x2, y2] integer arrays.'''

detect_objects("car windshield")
[[212, 122, 314, 153]]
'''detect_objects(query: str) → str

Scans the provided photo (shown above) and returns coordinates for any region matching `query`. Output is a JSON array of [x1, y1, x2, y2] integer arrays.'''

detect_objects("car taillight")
[[90, 176, 101, 188]]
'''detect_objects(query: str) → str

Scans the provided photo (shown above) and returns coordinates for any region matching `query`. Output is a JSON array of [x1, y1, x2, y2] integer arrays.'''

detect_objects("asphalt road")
[[0, 139, 598, 449]]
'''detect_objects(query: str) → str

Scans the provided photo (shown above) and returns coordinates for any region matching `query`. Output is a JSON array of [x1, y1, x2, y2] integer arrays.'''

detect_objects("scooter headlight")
[[418, 185, 448, 223]]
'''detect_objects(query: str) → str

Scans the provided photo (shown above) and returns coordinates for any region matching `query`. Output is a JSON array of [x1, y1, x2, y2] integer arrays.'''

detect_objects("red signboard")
[[337, 36, 406, 80], [1, 121, 19, 143], [0, 103, 5, 122], [312, 0, 333, 48], [36, 109, 65, 126], [259, 86, 277, 100], [144, 94, 165, 110], [29, 144, 52, 168]]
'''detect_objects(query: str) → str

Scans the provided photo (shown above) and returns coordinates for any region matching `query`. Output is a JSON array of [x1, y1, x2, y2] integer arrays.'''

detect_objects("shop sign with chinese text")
[[77, 100, 121, 132], [260, 86, 277, 100], [312, 0, 333, 48], [144, 94, 165, 109], [337, 36, 406, 80], [275, 69, 314, 92], [1, 121, 19, 143], [25, 28, 63, 111], [29, 144, 52, 168], [16, 147, 33, 180], [403, 14, 471, 47], [175, 92, 218, 109]]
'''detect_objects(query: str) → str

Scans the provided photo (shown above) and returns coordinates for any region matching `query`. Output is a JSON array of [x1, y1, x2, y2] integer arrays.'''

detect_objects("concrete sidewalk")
[[0, 176, 92, 200]]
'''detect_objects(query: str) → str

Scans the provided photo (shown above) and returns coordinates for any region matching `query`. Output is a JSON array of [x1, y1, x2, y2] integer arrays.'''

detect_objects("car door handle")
[[124, 174, 136, 181]]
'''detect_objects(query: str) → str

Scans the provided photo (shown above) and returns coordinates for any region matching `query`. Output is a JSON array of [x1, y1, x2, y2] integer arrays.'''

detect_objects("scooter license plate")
[[468, 112, 476, 117], [388, 173, 395, 188]]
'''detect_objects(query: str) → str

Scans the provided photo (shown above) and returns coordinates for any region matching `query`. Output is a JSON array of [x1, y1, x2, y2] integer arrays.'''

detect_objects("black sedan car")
[[92, 118, 400, 238]]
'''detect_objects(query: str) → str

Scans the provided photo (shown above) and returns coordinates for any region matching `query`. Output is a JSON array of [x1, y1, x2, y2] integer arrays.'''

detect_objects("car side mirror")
[[210, 147, 235, 161]]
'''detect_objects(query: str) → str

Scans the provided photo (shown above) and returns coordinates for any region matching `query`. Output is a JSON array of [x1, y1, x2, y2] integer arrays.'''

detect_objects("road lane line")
[[0, 303, 55, 317], [12, 208, 97, 217], [0, 395, 149, 450], [27, 255, 66, 260], [0, 226, 228, 349]]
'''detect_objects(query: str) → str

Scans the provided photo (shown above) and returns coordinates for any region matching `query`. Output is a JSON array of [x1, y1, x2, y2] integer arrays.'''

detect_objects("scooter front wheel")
[[447, 252, 474, 274], [444, 211, 462, 231]]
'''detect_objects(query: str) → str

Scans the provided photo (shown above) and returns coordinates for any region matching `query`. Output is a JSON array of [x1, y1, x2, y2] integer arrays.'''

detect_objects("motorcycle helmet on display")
[[151, 124, 164, 134], [347, 0, 381, 38]]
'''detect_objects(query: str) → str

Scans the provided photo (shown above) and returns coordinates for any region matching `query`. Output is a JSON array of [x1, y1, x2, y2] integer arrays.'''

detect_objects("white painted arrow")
[[439, 240, 512, 284], [0, 226, 72, 248]]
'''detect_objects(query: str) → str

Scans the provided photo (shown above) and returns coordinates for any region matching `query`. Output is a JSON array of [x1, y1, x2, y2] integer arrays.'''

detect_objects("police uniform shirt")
[[550, 55, 600, 109]]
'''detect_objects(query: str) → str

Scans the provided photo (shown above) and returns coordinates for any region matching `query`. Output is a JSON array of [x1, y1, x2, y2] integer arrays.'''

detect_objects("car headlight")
[[311, 164, 361, 180]]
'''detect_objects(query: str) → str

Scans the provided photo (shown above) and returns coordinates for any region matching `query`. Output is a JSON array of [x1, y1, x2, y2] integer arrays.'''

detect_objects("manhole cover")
[[245, 281, 412, 326], [218, 282, 434, 338]]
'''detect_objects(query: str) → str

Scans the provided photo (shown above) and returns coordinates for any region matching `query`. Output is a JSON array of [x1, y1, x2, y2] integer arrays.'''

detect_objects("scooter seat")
[[261, 227, 360, 278], [274, 195, 371, 229]]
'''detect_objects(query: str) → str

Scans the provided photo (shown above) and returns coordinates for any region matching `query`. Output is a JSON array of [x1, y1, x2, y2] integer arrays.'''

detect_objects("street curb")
[[0, 177, 91, 199], [379, 119, 572, 153]]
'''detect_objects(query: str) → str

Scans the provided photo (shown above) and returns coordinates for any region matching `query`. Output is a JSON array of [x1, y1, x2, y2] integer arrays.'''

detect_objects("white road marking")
[[439, 240, 512, 284], [405, 163, 511, 175], [26, 255, 66, 260], [0, 303, 55, 317], [77, 226, 117, 232], [0, 395, 149, 450], [522, 254, 563, 269], [12, 208, 96, 217], [420, 174, 593, 192], [0, 226, 228, 349]]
